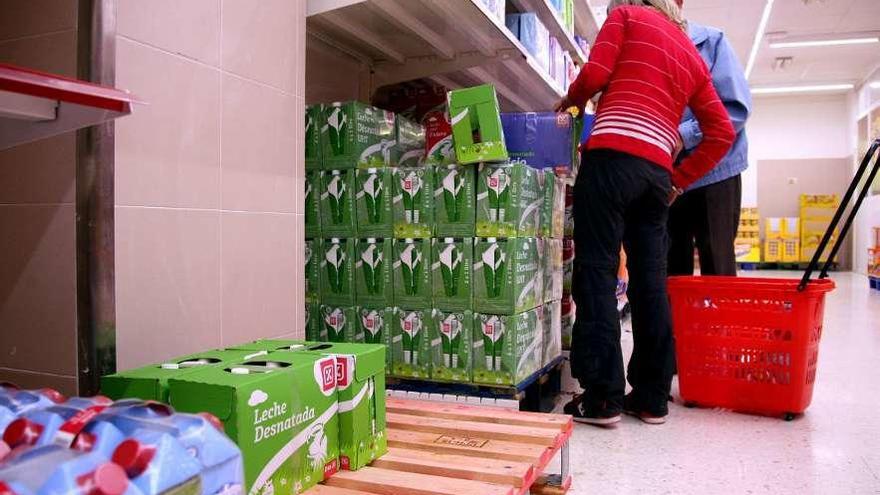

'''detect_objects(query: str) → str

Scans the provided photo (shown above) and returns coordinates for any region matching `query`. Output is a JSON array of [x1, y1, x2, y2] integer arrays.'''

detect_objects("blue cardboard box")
[[501, 112, 576, 172]]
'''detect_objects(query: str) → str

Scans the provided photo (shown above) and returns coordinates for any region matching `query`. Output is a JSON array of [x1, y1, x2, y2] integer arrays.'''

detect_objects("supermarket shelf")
[[573, 0, 603, 43], [0, 63, 139, 150], [508, 0, 587, 64], [306, 0, 565, 111]]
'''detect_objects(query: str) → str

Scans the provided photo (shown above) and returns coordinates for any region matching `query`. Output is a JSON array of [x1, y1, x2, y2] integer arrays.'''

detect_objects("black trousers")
[[668, 174, 742, 276], [570, 149, 675, 415]]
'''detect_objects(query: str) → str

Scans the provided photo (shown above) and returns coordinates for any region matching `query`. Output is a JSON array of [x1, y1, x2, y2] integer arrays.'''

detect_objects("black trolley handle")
[[799, 138, 880, 291]]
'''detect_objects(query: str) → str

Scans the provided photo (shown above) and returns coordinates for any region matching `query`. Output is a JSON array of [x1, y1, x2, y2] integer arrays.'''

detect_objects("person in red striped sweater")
[[556, 0, 735, 426]]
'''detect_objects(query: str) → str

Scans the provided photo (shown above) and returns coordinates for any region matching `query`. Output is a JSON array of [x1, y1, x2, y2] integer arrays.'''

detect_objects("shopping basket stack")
[[668, 138, 880, 420]]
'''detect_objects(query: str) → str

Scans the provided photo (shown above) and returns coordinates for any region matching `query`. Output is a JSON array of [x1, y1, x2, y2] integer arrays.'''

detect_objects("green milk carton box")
[[392, 167, 435, 238], [306, 239, 321, 304], [537, 238, 552, 304], [306, 302, 326, 342], [392, 238, 432, 308], [473, 308, 544, 386], [548, 238, 563, 300], [357, 307, 394, 364], [168, 354, 341, 494], [305, 104, 324, 170], [539, 170, 555, 238], [473, 237, 541, 315], [322, 101, 384, 169], [476, 162, 542, 237], [391, 308, 432, 378], [229, 339, 314, 352], [430, 309, 473, 383], [387, 113, 425, 167], [355, 238, 393, 307], [551, 174, 565, 239], [543, 301, 562, 366], [320, 238, 356, 307], [274, 342, 387, 471], [305, 171, 322, 238], [354, 168, 393, 237], [432, 237, 473, 311], [101, 348, 267, 402], [320, 170, 357, 238], [320, 305, 361, 343], [434, 164, 476, 237], [447, 85, 508, 164]]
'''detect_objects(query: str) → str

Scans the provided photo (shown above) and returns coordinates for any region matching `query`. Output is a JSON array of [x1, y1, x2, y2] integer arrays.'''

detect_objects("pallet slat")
[[386, 429, 549, 464], [387, 412, 559, 446], [325, 467, 514, 495], [386, 398, 571, 430], [308, 486, 375, 495], [530, 475, 572, 495], [371, 447, 535, 487]]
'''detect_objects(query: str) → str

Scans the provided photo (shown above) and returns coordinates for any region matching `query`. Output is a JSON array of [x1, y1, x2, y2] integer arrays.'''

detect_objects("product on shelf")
[[305, 239, 321, 304], [321, 101, 384, 170], [800, 194, 840, 262], [391, 308, 432, 379], [356, 307, 394, 365], [543, 301, 563, 366], [0, 445, 139, 495], [548, 36, 566, 88], [501, 112, 576, 172], [473, 237, 542, 315], [561, 294, 575, 349], [423, 110, 455, 166], [169, 354, 340, 493], [734, 207, 760, 262], [392, 239, 433, 308], [354, 168, 393, 237], [320, 305, 361, 343], [305, 303, 324, 341], [562, 239, 574, 294], [432, 238, 474, 311], [429, 309, 474, 383], [319, 238, 356, 307], [538, 239, 553, 304], [385, 113, 426, 168], [305, 104, 324, 171], [0, 387, 65, 433], [305, 171, 322, 238], [563, 179, 574, 238], [392, 167, 435, 239], [319, 170, 357, 238], [447, 85, 508, 165], [434, 164, 476, 237], [476, 162, 542, 237], [472, 307, 543, 386], [354, 238, 394, 308], [1, 395, 113, 455], [505, 13, 550, 71], [227, 340, 312, 353], [479, 0, 506, 23], [549, 239, 564, 300]]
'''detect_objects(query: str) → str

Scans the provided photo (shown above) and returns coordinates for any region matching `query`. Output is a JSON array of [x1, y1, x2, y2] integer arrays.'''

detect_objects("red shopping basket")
[[669, 138, 880, 420]]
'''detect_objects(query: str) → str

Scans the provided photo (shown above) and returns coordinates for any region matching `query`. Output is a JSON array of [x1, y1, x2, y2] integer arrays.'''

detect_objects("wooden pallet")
[[307, 398, 573, 495]]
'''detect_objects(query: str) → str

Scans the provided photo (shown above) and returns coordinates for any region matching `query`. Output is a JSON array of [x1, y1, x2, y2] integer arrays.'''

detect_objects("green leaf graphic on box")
[[481, 316, 504, 371], [307, 426, 329, 471], [360, 243, 383, 294], [400, 312, 422, 365], [439, 243, 462, 297], [361, 310, 384, 344], [327, 106, 348, 156], [325, 244, 347, 293], [305, 243, 313, 295], [440, 314, 462, 368], [428, 138, 453, 164], [327, 174, 347, 224], [400, 171, 422, 224], [361, 172, 384, 223], [441, 168, 463, 222], [487, 168, 510, 223], [481, 242, 506, 298], [324, 307, 347, 342], [400, 243, 422, 296]]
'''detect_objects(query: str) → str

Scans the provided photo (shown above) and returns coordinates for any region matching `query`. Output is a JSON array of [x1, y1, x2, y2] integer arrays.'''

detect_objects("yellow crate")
[[781, 238, 800, 262], [736, 244, 761, 262], [765, 217, 784, 238], [800, 194, 839, 207], [782, 217, 799, 238], [764, 238, 782, 262]]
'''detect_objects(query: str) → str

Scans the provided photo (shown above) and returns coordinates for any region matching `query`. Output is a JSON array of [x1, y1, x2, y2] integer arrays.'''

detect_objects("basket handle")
[[799, 138, 880, 291]]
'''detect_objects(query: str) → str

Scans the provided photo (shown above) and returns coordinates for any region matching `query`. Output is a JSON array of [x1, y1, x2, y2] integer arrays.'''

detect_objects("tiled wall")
[[114, 0, 308, 369], [0, 0, 80, 395]]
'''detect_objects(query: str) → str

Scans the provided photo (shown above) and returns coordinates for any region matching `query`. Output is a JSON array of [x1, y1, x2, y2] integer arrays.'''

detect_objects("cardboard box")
[[320, 238, 356, 307], [430, 309, 473, 383], [305, 239, 321, 304], [782, 238, 800, 262], [551, 176, 565, 239], [473, 308, 543, 386], [476, 162, 541, 237], [305, 104, 323, 170], [392, 167, 435, 238], [392, 239, 433, 308], [735, 243, 761, 263], [561, 295, 575, 349], [432, 237, 473, 311], [320, 305, 361, 343], [783, 217, 800, 238], [305, 171, 322, 238], [386, 113, 425, 167], [227, 339, 313, 352], [355, 238, 394, 307], [500, 113, 575, 172], [354, 168, 393, 237], [101, 349, 265, 402], [322, 101, 384, 169], [320, 170, 358, 238], [271, 343, 387, 472], [543, 301, 562, 366], [563, 180, 574, 238], [434, 164, 476, 237], [473, 237, 541, 315], [306, 303, 326, 342], [562, 239, 574, 295], [356, 307, 394, 364], [169, 354, 340, 493], [538, 238, 553, 304], [538, 171, 554, 238], [423, 110, 455, 166], [447, 85, 508, 165], [764, 238, 782, 262], [391, 308, 432, 379], [548, 239, 563, 300]]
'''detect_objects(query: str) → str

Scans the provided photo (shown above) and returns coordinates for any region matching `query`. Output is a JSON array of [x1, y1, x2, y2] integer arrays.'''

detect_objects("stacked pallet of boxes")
[[800, 194, 840, 263], [735, 208, 761, 262], [869, 227, 880, 289]]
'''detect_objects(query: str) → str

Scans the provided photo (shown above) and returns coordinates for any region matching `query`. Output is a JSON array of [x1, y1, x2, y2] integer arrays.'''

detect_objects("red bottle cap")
[[91, 395, 113, 406], [0, 481, 18, 495], [112, 439, 156, 478], [2, 418, 44, 448], [40, 388, 66, 404], [72, 431, 97, 452], [90, 463, 130, 495], [198, 412, 224, 431]]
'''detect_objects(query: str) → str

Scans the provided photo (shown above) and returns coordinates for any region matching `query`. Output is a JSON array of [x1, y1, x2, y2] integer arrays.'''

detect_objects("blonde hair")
[[607, 0, 687, 31]]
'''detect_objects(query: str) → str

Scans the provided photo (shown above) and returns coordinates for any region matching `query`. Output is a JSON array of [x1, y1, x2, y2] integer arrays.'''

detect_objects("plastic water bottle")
[[0, 444, 138, 495], [1, 396, 113, 457]]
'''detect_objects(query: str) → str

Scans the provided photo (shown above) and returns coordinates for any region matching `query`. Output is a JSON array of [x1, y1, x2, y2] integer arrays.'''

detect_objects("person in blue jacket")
[[668, 1, 752, 276]]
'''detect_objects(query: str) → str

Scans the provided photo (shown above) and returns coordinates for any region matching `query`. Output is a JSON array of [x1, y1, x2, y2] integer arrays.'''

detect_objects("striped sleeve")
[[672, 76, 736, 188], [567, 7, 626, 107]]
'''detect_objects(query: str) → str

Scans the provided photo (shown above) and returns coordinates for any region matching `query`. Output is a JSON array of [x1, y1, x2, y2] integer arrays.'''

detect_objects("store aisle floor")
[[561, 271, 880, 494]]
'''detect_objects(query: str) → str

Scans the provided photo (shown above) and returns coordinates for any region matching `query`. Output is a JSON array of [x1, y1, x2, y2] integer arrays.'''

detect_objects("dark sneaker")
[[563, 393, 583, 416], [623, 393, 667, 425], [571, 400, 621, 427]]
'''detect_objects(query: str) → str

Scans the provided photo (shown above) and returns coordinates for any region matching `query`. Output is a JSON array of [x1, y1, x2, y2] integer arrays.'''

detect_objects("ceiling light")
[[870, 81, 880, 90], [770, 37, 879, 49], [751, 84, 855, 95], [746, 0, 775, 80]]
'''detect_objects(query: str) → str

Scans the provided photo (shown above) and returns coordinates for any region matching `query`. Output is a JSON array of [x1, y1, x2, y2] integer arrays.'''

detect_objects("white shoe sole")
[[573, 414, 622, 426], [624, 410, 666, 425]]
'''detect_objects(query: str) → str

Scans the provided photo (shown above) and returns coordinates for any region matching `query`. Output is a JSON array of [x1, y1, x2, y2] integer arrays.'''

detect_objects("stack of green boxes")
[[101, 339, 387, 493]]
